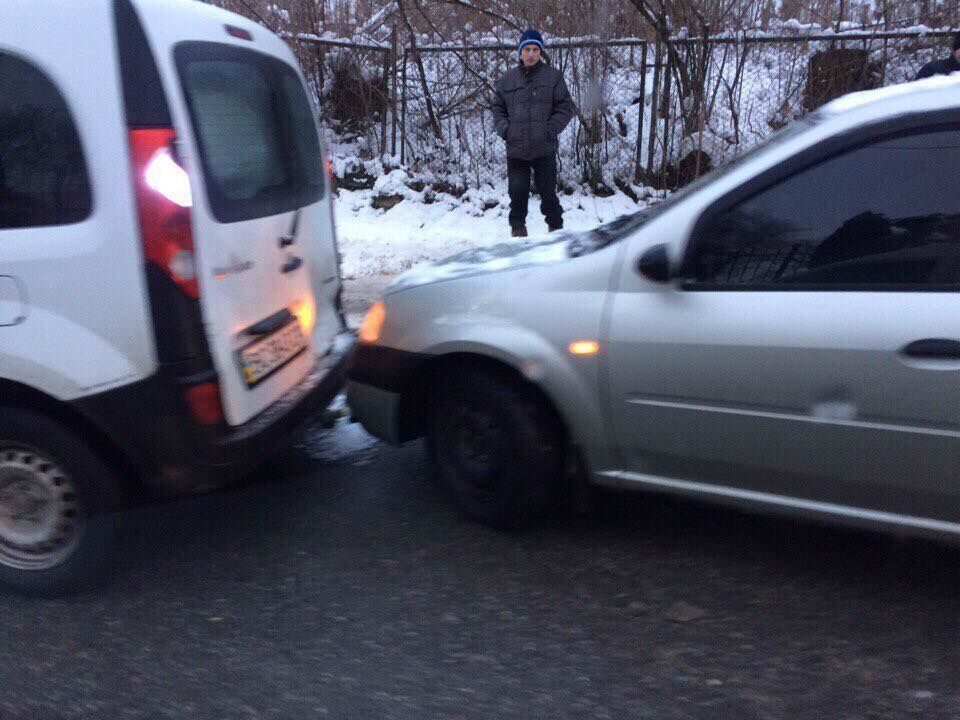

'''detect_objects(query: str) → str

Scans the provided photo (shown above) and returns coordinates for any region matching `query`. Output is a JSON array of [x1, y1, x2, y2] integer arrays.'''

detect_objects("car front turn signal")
[[568, 340, 600, 356], [359, 301, 386, 343]]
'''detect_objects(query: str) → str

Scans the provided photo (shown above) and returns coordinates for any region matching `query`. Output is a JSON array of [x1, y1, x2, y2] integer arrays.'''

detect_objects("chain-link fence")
[[642, 31, 955, 189], [292, 30, 957, 194], [399, 40, 653, 195]]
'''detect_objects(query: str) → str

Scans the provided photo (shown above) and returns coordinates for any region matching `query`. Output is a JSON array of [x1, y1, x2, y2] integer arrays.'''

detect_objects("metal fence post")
[[379, 48, 390, 156], [634, 41, 647, 185], [646, 41, 662, 179], [881, 36, 888, 85], [590, 40, 602, 187], [400, 49, 408, 165], [660, 55, 672, 184], [390, 24, 399, 158]]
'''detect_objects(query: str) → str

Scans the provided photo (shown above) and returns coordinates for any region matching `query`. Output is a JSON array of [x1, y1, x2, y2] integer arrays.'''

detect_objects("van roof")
[[130, 0, 289, 56], [132, 0, 258, 28]]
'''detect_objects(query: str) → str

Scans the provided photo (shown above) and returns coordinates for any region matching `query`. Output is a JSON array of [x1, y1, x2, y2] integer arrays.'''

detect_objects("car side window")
[[690, 126, 960, 289], [0, 52, 91, 230]]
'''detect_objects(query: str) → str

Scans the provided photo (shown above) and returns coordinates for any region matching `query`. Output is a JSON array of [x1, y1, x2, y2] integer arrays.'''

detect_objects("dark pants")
[[508, 155, 563, 230]]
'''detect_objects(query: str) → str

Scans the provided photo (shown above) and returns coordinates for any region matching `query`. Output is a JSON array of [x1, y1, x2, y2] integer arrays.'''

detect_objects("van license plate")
[[238, 319, 308, 389]]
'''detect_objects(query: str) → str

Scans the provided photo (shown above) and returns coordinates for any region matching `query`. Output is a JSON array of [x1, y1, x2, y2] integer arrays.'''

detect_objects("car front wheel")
[[429, 367, 564, 529]]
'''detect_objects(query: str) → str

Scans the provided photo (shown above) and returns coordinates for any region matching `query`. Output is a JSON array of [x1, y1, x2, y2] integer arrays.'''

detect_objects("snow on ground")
[[300, 418, 379, 464], [298, 394, 378, 464], [335, 186, 650, 279]]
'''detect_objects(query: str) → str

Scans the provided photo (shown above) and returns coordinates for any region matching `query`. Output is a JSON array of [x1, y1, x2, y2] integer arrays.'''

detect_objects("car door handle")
[[901, 338, 960, 359], [281, 256, 303, 273]]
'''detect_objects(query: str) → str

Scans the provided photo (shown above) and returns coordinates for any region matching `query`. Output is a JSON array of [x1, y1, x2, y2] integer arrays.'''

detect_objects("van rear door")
[[132, 0, 342, 426]]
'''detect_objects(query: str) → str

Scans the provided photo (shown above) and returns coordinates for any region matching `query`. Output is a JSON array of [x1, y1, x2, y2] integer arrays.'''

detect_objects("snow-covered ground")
[[336, 185, 650, 280]]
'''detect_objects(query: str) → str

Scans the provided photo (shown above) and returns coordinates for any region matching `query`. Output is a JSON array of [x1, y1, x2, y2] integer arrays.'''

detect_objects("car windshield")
[[567, 115, 819, 258]]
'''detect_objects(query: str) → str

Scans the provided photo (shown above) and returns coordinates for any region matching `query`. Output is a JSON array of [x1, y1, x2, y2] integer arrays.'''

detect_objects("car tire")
[[428, 367, 564, 529], [0, 407, 120, 595]]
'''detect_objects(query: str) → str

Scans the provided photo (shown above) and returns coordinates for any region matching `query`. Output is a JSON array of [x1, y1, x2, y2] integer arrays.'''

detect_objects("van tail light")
[[185, 381, 224, 424], [129, 128, 199, 298]]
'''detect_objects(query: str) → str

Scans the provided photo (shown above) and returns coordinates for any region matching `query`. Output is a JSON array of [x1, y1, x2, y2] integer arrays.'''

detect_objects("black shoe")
[[548, 224, 563, 233], [511, 226, 528, 238]]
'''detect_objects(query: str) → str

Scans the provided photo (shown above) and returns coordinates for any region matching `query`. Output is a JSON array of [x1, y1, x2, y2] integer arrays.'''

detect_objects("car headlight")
[[359, 301, 386, 344]]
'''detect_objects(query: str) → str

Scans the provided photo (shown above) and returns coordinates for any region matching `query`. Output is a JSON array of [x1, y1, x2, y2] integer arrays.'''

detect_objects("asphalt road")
[[2, 416, 960, 719]]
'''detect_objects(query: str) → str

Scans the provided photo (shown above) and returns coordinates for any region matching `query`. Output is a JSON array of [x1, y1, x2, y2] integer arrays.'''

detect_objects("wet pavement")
[[2, 417, 959, 719]]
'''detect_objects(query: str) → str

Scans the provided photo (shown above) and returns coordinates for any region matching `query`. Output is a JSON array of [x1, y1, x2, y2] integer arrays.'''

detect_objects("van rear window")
[[175, 42, 323, 224]]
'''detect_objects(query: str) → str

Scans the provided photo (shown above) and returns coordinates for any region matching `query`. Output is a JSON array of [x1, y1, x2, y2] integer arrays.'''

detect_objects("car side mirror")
[[636, 243, 673, 283]]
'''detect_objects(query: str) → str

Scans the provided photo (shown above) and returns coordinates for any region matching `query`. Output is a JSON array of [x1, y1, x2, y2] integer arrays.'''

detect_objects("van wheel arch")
[[0, 379, 141, 506]]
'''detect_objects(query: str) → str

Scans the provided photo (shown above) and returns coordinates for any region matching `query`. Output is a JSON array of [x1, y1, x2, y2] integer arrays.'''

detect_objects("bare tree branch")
[[433, 0, 522, 30]]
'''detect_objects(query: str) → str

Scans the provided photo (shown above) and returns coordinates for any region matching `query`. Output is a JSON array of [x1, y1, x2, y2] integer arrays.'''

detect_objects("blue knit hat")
[[518, 28, 544, 55]]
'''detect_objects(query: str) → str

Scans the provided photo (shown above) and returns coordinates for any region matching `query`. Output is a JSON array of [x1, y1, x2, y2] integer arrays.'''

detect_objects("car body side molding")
[[596, 469, 960, 538]]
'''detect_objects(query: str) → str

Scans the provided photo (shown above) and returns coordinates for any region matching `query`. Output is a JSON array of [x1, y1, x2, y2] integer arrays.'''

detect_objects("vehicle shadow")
[[574, 482, 960, 597], [102, 432, 960, 607]]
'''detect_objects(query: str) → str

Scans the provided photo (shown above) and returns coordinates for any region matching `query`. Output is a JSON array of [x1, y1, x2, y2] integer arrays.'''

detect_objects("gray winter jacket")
[[492, 61, 576, 161]]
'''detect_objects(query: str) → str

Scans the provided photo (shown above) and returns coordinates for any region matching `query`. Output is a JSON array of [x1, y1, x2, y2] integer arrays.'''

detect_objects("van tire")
[[428, 368, 564, 529], [0, 407, 119, 595]]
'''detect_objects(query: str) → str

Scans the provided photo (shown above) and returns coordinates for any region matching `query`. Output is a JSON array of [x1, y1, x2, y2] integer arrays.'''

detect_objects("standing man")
[[915, 31, 960, 79], [492, 28, 576, 238]]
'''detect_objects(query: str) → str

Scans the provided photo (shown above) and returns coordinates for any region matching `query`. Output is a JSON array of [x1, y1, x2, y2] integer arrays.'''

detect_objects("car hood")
[[387, 234, 572, 294], [386, 211, 650, 294]]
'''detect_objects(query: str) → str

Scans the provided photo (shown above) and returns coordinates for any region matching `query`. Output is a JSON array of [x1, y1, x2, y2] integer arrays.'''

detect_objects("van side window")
[[691, 127, 960, 289], [0, 53, 91, 229]]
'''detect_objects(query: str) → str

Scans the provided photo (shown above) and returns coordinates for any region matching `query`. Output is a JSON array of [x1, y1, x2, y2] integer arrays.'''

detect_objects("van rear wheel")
[[428, 368, 564, 529], [0, 408, 119, 595]]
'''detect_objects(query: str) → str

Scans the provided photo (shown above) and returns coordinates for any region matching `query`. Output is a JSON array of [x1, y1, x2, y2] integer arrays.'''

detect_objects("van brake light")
[[225, 24, 253, 41], [129, 128, 199, 298]]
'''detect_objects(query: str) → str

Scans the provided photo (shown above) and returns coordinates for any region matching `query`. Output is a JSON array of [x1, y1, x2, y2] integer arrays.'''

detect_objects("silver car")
[[348, 76, 960, 537]]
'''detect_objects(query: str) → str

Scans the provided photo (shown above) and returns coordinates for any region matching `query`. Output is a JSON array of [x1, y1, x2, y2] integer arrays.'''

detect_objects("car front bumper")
[[345, 343, 431, 445], [346, 379, 403, 445]]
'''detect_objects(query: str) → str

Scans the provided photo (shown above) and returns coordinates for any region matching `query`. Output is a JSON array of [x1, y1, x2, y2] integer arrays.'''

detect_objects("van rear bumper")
[[73, 332, 355, 498]]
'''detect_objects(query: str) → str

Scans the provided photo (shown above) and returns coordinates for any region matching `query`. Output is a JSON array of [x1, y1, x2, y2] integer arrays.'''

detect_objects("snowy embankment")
[[335, 180, 653, 280]]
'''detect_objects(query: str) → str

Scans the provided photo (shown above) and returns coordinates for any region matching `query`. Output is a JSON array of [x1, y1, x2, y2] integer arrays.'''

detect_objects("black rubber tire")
[[0, 407, 120, 596], [428, 367, 564, 529]]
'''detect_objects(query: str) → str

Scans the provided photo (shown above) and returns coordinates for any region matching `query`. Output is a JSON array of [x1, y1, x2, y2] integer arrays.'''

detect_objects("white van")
[[0, 0, 352, 592]]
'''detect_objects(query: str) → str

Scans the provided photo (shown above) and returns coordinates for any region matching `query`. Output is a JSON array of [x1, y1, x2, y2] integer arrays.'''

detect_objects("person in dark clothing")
[[492, 28, 576, 237], [915, 31, 960, 80]]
